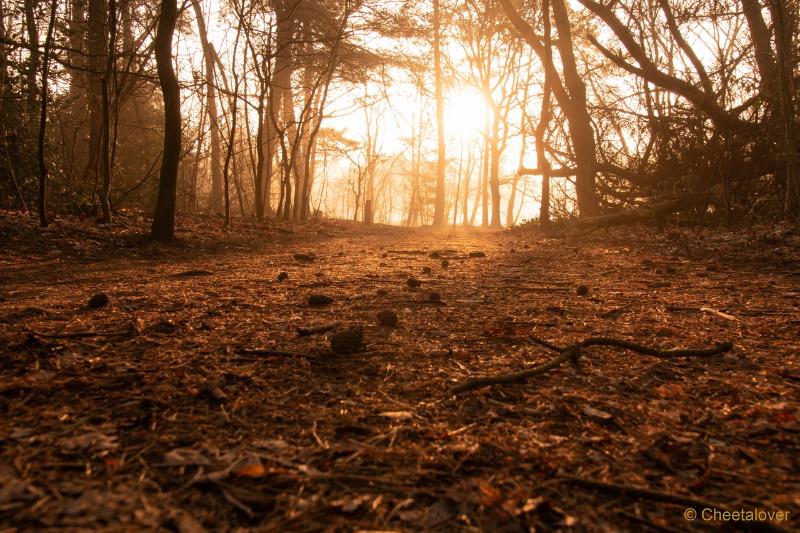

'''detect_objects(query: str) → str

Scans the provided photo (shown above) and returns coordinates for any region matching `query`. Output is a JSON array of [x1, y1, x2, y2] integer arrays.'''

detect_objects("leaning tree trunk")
[[151, 0, 180, 242]]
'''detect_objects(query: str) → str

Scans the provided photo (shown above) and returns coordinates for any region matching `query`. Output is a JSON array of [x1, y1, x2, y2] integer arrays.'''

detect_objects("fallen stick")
[[386, 249, 427, 255], [27, 328, 133, 339], [394, 299, 448, 306], [450, 336, 732, 393], [578, 337, 732, 358], [700, 307, 739, 321], [666, 305, 739, 321], [235, 347, 296, 357], [566, 476, 721, 509], [450, 347, 578, 393], [296, 321, 340, 337], [600, 302, 634, 319]]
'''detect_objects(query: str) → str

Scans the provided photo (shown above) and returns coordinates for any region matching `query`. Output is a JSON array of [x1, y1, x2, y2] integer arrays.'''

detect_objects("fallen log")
[[575, 198, 691, 230]]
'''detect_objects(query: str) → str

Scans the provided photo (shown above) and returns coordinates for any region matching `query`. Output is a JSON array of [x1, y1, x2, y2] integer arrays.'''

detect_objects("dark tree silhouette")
[[151, 0, 181, 242]]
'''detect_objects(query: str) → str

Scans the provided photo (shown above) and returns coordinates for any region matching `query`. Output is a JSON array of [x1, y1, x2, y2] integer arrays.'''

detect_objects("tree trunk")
[[254, 54, 269, 220], [461, 143, 472, 226], [65, 0, 87, 187], [507, 74, 532, 228], [489, 109, 502, 227], [480, 125, 489, 227], [0, 0, 8, 87], [742, 0, 777, 100], [550, 0, 599, 217], [538, 0, 553, 227], [151, 0, 181, 242], [293, 20, 313, 220], [498, 0, 600, 217], [272, 0, 297, 220], [453, 142, 463, 226], [85, 0, 104, 203], [23, 0, 39, 112], [770, 0, 800, 218], [432, 0, 447, 226], [99, 0, 116, 223], [37, 0, 59, 227], [190, 0, 223, 214]]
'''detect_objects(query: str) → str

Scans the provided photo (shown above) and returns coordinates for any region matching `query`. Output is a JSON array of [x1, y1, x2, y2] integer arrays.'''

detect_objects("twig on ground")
[[451, 347, 579, 393], [235, 347, 296, 356], [700, 307, 739, 321], [666, 305, 739, 321], [296, 321, 340, 337], [394, 299, 448, 306], [27, 327, 133, 339], [450, 337, 733, 393]]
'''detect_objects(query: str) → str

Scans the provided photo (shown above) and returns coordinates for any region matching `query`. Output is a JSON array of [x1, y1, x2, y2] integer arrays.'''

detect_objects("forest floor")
[[0, 209, 799, 532]]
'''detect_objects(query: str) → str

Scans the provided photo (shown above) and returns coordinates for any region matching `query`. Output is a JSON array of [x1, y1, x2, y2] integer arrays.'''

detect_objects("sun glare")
[[445, 88, 488, 141]]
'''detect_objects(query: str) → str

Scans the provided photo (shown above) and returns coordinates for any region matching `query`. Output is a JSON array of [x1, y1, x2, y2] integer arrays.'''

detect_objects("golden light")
[[445, 88, 488, 142]]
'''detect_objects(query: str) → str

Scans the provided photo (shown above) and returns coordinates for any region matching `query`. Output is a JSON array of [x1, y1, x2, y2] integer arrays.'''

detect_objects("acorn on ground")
[[308, 294, 334, 306], [331, 326, 364, 353], [293, 253, 316, 262], [576, 285, 589, 296], [88, 292, 109, 309], [377, 309, 398, 327], [407, 277, 421, 288], [277, 271, 289, 282]]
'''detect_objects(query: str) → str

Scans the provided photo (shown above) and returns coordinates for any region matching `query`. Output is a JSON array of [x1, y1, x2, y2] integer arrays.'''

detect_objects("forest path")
[[1, 213, 798, 531]]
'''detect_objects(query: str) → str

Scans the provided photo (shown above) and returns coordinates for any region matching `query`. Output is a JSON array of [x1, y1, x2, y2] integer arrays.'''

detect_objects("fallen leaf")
[[164, 448, 212, 466], [380, 411, 414, 420], [234, 461, 266, 478], [478, 481, 501, 507]]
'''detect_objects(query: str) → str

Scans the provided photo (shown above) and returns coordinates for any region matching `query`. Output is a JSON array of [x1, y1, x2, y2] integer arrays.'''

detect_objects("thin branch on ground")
[[26, 328, 134, 339], [451, 336, 733, 393]]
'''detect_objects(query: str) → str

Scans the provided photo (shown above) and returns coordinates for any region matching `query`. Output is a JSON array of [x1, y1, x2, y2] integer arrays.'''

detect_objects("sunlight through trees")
[[0, 0, 798, 226]]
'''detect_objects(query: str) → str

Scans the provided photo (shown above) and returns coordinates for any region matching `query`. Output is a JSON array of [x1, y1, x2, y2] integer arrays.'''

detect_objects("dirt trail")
[[1, 213, 798, 531]]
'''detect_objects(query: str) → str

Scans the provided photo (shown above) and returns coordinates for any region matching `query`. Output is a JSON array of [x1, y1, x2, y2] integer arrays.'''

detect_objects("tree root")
[[450, 336, 732, 393]]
